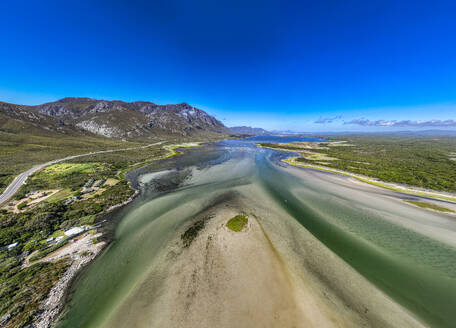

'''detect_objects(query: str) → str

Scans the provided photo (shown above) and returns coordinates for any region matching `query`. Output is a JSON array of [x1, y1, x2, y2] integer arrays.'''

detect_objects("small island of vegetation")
[[226, 214, 248, 232]]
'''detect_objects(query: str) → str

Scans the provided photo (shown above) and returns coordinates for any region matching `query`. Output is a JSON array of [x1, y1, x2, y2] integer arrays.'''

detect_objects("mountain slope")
[[0, 101, 91, 137], [0, 100, 147, 195], [31, 97, 229, 139], [0, 97, 229, 193], [229, 126, 271, 136]]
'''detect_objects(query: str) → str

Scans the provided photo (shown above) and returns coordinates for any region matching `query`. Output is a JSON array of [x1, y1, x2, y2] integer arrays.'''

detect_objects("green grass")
[[42, 163, 100, 176], [405, 200, 455, 213], [79, 215, 96, 225], [0, 129, 143, 194], [226, 214, 248, 232], [31, 163, 106, 190], [29, 240, 68, 262], [46, 188, 73, 203], [50, 230, 64, 238], [301, 152, 338, 161]]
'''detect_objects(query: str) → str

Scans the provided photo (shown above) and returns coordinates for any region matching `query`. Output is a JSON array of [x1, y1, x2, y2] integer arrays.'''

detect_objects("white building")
[[7, 242, 18, 251], [64, 227, 84, 237]]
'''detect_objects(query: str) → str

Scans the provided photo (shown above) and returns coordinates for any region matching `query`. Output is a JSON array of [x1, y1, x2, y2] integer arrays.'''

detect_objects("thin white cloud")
[[345, 118, 456, 127], [314, 115, 342, 124]]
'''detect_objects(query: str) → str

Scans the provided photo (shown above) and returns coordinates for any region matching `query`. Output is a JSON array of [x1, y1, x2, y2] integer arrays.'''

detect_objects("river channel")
[[57, 137, 456, 328]]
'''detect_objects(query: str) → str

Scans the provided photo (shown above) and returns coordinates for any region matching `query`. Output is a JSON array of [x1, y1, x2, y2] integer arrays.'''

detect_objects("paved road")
[[0, 142, 163, 205]]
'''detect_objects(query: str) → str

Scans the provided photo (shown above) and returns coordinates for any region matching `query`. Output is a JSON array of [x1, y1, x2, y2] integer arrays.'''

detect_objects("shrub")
[[14, 191, 26, 201], [17, 202, 28, 210]]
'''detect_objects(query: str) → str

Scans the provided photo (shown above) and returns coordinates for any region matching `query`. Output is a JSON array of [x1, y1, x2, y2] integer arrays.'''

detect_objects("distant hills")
[[229, 126, 271, 136], [0, 97, 230, 140], [5, 98, 453, 142]]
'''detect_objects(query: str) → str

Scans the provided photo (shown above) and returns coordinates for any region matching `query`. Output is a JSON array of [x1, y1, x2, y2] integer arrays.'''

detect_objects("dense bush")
[[264, 135, 456, 192], [313, 136, 456, 191]]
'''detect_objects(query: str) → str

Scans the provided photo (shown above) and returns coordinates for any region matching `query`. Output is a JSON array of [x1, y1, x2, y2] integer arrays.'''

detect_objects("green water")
[[258, 154, 456, 327], [57, 140, 456, 328]]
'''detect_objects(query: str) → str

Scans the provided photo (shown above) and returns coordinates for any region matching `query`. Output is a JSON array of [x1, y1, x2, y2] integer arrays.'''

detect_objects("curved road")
[[0, 142, 163, 205]]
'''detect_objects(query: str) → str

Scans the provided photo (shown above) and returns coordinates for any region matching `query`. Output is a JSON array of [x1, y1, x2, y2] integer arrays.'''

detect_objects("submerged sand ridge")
[[101, 186, 424, 328], [105, 204, 335, 328], [160, 209, 307, 328]]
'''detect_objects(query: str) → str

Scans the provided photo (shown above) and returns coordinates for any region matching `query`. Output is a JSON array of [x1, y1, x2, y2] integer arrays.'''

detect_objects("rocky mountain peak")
[[19, 97, 229, 140]]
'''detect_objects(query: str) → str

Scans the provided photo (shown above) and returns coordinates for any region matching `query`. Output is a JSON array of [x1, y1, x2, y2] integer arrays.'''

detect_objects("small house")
[[7, 242, 18, 251]]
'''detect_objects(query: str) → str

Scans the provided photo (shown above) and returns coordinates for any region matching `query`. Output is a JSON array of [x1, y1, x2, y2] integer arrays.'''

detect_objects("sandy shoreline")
[[283, 156, 456, 203], [93, 184, 425, 328], [33, 238, 105, 328], [30, 203, 135, 328], [258, 142, 456, 203], [31, 143, 204, 328]]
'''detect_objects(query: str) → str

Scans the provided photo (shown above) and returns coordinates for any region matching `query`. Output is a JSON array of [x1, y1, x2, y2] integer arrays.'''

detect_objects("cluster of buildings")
[[63, 179, 107, 205], [81, 178, 107, 195], [5, 226, 90, 253], [3, 178, 109, 253]]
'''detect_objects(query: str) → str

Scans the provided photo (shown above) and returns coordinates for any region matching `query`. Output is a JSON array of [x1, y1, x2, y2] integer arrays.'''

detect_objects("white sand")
[[101, 184, 425, 328]]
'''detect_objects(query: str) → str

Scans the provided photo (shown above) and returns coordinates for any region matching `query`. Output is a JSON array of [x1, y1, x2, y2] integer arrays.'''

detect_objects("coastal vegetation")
[[405, 200, 455, 213], [226, 214, 248, 232], [29, 240, 69, 262], [0, 141, 199, 327], [16, 202, 27, 211], [260, 135, 456, 193], [0, 258, 70, 328], [0, 162, 136, 327]]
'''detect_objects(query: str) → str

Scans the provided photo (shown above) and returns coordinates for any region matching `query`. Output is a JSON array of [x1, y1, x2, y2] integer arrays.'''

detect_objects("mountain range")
[[0, 97, 230, 140], [229, 126, 271, 136]]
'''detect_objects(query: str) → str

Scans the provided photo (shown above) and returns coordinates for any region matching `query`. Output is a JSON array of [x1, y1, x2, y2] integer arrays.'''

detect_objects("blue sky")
[[1, 0, 456, 131]]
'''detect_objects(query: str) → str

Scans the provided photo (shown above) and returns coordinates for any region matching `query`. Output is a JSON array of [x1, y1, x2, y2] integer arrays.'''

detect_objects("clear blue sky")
[[1, 0, 456, 131]]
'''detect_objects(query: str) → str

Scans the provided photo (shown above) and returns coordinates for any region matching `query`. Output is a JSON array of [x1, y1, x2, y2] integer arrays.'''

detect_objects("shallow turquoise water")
[[57, 139, 456, 328], [258, 153, 456, 327]]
